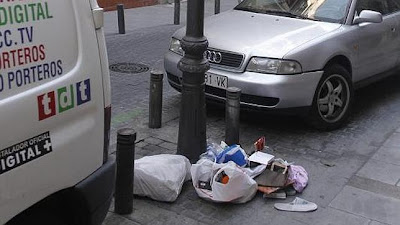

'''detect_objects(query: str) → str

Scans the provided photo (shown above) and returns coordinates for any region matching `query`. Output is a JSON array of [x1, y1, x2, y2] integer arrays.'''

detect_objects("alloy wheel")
[[317, 74, 350, 123]]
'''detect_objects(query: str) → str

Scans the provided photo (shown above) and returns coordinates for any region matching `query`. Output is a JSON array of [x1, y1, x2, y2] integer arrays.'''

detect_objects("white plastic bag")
[[191, 159, 257, 203], [134, 154, 191, 202]]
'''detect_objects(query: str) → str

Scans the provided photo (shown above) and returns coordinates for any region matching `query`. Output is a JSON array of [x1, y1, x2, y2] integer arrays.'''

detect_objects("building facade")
[[97, 0, 162, 11]]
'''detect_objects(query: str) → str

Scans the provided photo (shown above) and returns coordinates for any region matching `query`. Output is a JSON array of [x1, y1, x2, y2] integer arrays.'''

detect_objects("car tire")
[[308, 64, 353, 130]]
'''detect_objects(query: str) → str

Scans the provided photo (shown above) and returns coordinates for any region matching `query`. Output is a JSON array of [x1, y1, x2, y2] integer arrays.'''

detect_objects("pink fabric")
[[288, 165, 308, 193]]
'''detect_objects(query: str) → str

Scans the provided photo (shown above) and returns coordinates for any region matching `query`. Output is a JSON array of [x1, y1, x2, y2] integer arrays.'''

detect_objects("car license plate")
[[205, 73, 228, 89]]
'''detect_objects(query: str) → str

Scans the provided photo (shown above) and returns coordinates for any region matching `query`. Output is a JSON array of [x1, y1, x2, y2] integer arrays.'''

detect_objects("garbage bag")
[[200, 142, 224, 162], [191, 159, 257, 203], [216, 144, 248, 167], [288, 165, 308, 193], [134, 154, 191, 202]]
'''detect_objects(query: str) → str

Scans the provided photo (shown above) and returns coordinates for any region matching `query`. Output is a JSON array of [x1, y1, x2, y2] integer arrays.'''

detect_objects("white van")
[[0, 0, 114, 224]]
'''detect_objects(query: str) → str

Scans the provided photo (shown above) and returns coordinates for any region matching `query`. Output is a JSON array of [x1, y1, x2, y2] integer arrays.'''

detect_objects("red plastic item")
[[254, 136, 265, 151]]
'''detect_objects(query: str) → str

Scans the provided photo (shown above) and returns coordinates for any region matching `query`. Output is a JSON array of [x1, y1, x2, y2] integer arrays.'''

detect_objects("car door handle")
[[391, 27, 396, 32]]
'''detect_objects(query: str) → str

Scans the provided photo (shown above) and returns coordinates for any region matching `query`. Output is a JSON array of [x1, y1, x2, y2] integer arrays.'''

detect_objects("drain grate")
[[109, 63, 149, 74]]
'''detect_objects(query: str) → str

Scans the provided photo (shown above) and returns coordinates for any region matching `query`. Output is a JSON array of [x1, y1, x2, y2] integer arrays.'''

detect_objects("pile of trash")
[[133, 137, 317, 212]]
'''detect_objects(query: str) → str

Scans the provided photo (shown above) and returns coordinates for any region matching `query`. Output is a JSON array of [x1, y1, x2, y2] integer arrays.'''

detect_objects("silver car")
[[164, 0, 400, 130]]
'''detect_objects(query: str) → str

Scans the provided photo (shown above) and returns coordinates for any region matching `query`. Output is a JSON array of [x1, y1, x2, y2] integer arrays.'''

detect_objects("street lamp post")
[[177, 0, 209, 163]]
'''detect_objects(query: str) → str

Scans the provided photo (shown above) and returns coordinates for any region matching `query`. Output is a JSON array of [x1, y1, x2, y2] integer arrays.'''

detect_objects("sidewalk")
[[103, 0, 239, 35], [102, 1, 400, 224], [330, 130, 400, 225]]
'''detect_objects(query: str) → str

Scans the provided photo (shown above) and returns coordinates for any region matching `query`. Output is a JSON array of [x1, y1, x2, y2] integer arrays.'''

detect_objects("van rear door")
[[0, 0, 106, 223]]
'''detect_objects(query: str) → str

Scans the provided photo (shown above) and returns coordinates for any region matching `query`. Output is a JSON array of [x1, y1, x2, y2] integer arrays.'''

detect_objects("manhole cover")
[[109, 63, 149, 74]]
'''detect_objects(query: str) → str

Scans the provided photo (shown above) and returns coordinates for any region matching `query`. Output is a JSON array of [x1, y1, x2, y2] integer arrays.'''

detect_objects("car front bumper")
[[165, 51, 323, 109]]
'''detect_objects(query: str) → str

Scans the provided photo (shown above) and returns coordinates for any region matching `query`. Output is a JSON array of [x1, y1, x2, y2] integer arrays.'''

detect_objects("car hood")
[[174, 10, 341, 59]]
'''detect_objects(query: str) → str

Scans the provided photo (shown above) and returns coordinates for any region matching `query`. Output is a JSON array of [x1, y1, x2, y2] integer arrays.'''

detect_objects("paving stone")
[[323, 141, 352, 156], [322, 152, 367, 179], [180, 209, 208, 223], [144, 137, 165, 145], [139, 144, 170, 156], [268, 215, 306, 225], [372, 146, 400, 166], [123, 199, 166, 224], [126, 194, 208, 225], [196, 216, 221, 225], [383, 133, 400, 148], [109, 142, 117, 155], [103, 213, 140, 225], [369, 220, 391, 225], [330, 186, 400, 225], [135, 140, 148, 148], [161, 98, 181, 123], [348, 176, 400, 200], [222, 209, 277, 225], [345, 139, 379, 157], [284, 206, 371, 225], [151, 125, 179, 144], [158, 141, 178, 151], [357, 159, 400, 185], [148, 213, 205, 225]]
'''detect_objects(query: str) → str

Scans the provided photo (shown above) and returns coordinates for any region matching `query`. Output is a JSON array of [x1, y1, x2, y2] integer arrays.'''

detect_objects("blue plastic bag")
[[216, 145, 248, 167]]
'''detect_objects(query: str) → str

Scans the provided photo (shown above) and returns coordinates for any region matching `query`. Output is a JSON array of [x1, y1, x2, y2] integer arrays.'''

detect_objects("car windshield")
[[235, 0, 352, 23]]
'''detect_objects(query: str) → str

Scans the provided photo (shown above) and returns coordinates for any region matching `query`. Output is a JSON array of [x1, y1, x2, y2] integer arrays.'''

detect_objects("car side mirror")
[[353, 10, 383, 24]]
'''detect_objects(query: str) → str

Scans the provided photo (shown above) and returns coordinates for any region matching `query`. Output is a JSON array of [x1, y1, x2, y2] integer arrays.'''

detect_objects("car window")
[[234, 0, 351, 23], [355, 0, 390, 15]]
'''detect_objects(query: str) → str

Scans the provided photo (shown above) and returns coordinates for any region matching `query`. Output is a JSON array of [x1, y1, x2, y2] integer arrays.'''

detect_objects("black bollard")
[[117, 4, 125, 34], [215, 0, 220, 14], [115, 128, 136, 215], [225, 87, 241, 145], [149, 70, 163, 128], [174, 0, 180, 25]]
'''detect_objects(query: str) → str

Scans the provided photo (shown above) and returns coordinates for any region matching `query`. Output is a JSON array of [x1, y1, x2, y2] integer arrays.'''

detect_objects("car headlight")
[[169, 38, 184, 56], [246, 57, 302, 75]]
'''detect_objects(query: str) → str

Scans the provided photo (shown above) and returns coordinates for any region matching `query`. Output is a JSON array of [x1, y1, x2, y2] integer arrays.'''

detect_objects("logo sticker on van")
[[37, 79, 91, 121], [0, 132, 52, 175], [0, 1, 62, 94]]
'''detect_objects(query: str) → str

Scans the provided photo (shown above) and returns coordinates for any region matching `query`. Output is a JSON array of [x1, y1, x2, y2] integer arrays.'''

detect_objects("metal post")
[[225, 87, 241, 145], [149, 70, 163, 128], [117, 4, 125, 34], [174, 0, 180, 25], [215, 0, 220, 14], [177, 0, 209, 163], [115, 128, 136, 215]]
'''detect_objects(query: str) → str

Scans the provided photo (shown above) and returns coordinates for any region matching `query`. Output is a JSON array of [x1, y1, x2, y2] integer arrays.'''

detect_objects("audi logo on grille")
[[204, 50, 222, 63]]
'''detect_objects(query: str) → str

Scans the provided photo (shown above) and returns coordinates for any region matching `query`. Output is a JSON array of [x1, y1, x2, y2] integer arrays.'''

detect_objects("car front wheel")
[[308, 64, 353, 130]]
